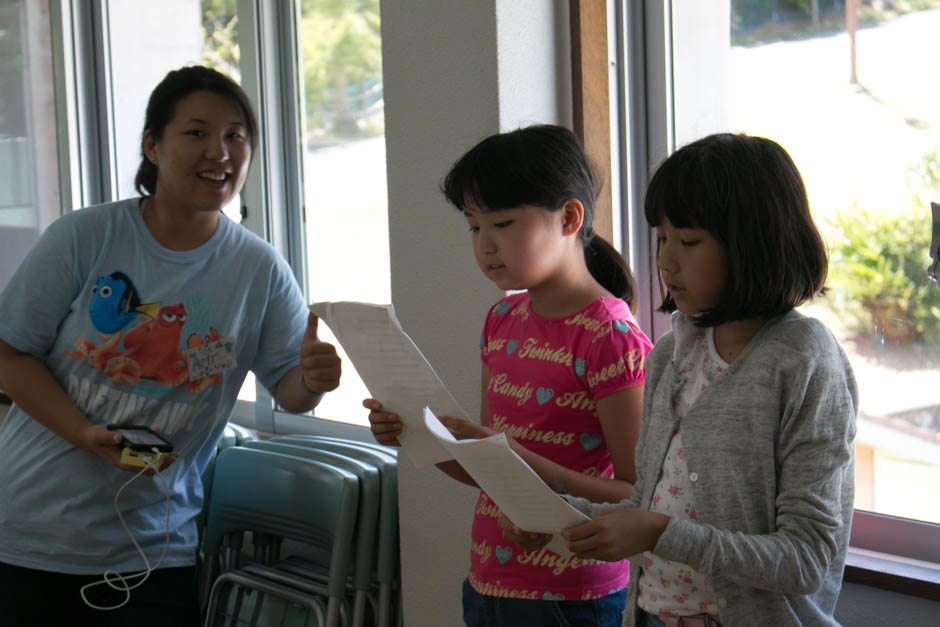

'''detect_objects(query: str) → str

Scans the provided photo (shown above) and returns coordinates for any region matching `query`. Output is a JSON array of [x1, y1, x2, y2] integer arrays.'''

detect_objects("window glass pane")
[[0, 0, 60, 291], [720, 3, 940, 524], [106, 0, 253, 400], [299, 0, 388, 425], [107, 0, 241, 223]]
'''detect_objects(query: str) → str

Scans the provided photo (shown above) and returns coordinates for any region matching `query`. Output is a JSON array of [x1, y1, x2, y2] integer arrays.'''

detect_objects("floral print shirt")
[[637, 317, 724, 618]]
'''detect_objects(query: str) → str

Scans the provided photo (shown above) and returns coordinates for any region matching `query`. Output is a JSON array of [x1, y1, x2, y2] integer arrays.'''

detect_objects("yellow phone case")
[[120, 447, 165, 468]]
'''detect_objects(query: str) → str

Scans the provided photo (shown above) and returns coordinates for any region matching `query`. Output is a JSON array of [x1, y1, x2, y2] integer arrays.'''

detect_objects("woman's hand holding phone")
[[84, 424, 179, 473]]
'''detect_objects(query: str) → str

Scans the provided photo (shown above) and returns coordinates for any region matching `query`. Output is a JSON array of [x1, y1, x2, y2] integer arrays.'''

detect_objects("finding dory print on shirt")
[[87, 271, 161, 334], [66, 271, 233, 394]]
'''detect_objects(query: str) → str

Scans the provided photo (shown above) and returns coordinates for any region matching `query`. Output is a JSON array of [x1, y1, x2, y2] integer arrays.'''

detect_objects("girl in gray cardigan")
[[551, 133, 858, 626]]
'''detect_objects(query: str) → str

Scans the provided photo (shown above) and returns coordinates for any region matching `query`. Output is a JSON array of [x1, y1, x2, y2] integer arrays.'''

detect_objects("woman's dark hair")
[[644, 132, 827, 326], [134, 65, 259, 196], [441, 124, 637, 310]]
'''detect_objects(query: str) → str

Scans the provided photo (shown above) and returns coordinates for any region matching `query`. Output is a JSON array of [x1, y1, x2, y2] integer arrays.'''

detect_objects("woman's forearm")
[[271, 365, 323, 414], [0, 341, 93, 448]]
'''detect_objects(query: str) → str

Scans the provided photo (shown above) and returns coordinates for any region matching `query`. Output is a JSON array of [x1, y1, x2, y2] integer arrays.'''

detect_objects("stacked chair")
[[275, 435, 400, 627], [197, 424, 257, 550], [199, 430, 399, 627]]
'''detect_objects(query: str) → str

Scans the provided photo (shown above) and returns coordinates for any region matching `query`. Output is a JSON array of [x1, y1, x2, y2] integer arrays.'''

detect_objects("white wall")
[[380, 1, 570, 624]]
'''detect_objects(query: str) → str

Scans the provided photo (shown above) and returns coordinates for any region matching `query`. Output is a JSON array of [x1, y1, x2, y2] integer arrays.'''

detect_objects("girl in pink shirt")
[[365, 125, 652, 626]]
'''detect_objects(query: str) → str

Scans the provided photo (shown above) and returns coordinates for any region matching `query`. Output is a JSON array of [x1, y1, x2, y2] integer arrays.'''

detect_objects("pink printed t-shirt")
[[468, 292, 652, 601]]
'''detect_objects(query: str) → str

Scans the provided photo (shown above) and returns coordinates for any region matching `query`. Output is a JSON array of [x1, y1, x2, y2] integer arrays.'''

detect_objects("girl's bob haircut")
[[644, 133, 827, 327]]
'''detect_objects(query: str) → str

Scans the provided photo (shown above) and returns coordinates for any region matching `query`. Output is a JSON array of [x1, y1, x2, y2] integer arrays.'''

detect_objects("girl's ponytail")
[[584, 231, 637, 313]]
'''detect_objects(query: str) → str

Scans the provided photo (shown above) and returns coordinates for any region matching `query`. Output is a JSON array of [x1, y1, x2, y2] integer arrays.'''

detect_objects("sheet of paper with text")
[[424, 407, 588, 556], [309, 301, 463, 467]]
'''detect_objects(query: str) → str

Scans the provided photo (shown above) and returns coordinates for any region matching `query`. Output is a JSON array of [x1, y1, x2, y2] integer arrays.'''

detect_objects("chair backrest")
[[274, 435, 399, 585], [217, 424, 237, 451], [226, 422, 256, 445], [242, 440, 380, 592], [203, 446, 359, 599], [278, 433, 397, 458], [196, 450, 218, 550], [200, 423, 254, 543]]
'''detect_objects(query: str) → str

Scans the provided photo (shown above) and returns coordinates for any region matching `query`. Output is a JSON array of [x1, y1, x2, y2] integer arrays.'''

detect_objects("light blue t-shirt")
[[0, 198, 308, 574]]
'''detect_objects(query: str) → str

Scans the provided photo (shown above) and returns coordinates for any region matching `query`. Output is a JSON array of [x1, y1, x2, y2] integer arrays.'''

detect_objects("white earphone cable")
[[80, 449, 172, 611]]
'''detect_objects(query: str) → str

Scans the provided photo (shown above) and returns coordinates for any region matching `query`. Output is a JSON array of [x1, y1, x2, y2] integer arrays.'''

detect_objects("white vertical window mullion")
[[236, 0, 306, 431], [236, 0, 269, 244], [49, 0, 79, 212], [273, 0, 307, 292], [616, 0, 674, 341], [58, 0, 116, 207], [235, 0, 275, 432], [236, 0, 305, 285]]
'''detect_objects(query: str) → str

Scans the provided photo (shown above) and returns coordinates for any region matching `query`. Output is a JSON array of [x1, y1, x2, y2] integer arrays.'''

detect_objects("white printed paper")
[[310, 301, 462, 467], [424, 407, 588, 556]]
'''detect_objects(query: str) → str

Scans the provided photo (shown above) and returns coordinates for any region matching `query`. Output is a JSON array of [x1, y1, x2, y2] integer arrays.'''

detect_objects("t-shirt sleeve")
[[0, 217, 83, 357], [584, 318, 652, 400], [250, 253, 309, 389]]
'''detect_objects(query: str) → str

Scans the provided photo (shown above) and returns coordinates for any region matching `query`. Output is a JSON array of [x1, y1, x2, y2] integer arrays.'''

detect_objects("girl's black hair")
[[442, 124, 637, 310], [134, 65, 259, 196], [644, 132, 827, 326]]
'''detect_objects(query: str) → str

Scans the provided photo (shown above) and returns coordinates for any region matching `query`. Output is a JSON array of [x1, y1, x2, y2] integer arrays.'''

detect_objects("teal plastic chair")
[[242, 440, 381, 627], [202, 446, 359, 627], [197, 422, 256, 596], [206, 568, 327, 627], [282, 434, 398, 459], [217, 424, 238, 451], [274, 435, 399, 627], [226, 422, 256, 445], [197, 449, 219, 606]]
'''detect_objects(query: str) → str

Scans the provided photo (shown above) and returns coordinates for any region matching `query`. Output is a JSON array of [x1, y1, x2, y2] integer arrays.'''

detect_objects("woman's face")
[[144, 90, 251, 214]]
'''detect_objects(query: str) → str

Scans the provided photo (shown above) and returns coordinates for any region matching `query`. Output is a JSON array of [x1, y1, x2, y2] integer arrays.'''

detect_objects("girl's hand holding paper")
[[497, 511, 552, 552], [561, 508, 669, 562], [437, 415, 497, 440], [363, 398, 403, 447]]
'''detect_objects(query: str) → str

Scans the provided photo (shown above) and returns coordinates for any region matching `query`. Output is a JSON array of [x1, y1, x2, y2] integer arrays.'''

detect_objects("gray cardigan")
[[570, 311, 858, 626]]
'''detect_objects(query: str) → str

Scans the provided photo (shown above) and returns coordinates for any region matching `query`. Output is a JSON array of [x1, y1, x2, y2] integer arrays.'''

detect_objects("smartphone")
[[107, 424, 173, 452]]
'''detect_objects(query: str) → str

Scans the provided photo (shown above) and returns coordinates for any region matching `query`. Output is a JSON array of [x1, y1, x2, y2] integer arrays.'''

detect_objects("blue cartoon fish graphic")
[[88, 272, 161, 334]]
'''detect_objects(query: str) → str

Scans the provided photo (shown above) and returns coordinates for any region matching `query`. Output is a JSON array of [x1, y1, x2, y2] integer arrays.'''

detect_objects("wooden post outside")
[[847, 0, 858, 84], [570, 0, 612, 242]]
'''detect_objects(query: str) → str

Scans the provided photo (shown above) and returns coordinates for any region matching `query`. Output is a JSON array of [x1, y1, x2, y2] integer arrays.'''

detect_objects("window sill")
[[844, 547, 940, 601]]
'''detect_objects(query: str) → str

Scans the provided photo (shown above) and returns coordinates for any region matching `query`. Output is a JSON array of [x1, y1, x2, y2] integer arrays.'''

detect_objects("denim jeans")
[[462, 578, 627, 627]]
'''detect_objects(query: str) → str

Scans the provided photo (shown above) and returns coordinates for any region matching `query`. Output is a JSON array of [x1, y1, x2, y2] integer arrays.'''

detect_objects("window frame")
[[607, 0, 940, 594], [51, 0, 118, 210]]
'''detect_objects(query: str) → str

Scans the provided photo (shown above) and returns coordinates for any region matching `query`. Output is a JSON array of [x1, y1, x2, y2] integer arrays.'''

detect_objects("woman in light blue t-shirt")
[[0, 66, 342, 626]]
